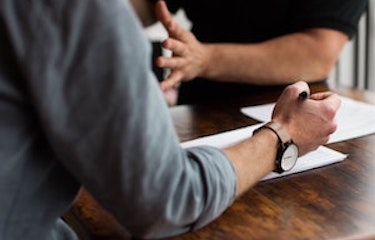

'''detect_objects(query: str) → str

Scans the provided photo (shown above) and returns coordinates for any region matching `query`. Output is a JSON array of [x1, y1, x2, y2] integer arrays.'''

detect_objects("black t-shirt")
[[162, 0, 368, 104]]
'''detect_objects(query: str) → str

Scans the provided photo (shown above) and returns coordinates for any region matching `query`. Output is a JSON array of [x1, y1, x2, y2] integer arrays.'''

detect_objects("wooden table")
[[63, 83, 375, 240]]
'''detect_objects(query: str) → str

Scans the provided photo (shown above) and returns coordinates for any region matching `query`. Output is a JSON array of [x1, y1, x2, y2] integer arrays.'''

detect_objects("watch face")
[[281, 144, 299, 171]]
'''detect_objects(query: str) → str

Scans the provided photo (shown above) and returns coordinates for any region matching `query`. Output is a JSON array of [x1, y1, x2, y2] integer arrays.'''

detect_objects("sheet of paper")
[[240, 96, 375, 144], [180, 124, 347, 181]]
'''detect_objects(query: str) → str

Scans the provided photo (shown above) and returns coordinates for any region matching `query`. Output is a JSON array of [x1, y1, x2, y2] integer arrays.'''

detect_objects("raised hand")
[[155, 0, 208, 91]]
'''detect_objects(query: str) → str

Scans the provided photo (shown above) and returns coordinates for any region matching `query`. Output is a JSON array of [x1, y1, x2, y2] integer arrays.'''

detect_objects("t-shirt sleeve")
[[290, 0, 368, 38], [16, 0, 236, 238]]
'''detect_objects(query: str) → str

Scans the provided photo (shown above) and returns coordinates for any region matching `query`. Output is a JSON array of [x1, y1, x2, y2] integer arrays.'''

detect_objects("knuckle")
[[321, 103, 337, 120], [329, 122, 338, 134]]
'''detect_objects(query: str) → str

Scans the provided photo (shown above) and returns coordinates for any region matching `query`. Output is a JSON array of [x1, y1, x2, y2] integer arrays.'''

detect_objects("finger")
[[155, 1, 178, 37], [162, 87, 178, 106], [162, 38, 188, 57], [310, 92, 341, 111], [321, 136, 330, 145], [155, 1, 190, 42], [160, 71, 183, 90], [156, 55, 185, 69], [155, 1, 173, 27], [310, 91, 335, 100]]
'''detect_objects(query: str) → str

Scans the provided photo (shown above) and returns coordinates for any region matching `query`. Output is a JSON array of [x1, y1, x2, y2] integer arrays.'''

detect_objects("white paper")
[[180, 124, 347, 181], [240, 96, 375, 144]]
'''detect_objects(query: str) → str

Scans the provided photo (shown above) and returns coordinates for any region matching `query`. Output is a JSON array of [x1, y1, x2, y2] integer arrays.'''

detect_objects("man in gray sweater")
[[0, 0, 340, 239]]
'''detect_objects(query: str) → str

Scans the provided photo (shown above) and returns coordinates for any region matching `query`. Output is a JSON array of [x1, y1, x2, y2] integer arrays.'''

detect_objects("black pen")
[[298, 91, 309, 101]]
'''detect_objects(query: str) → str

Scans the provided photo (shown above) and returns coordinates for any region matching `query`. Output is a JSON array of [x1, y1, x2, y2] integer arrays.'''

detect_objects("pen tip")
[[299, 91, 308, 100]]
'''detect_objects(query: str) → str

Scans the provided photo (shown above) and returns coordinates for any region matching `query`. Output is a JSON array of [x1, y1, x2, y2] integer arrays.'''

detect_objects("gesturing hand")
[[155, 0, 208, 91]]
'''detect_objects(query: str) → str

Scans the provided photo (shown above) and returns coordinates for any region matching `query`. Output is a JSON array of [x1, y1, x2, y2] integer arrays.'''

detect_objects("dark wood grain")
[[63, 83, 375, 240]]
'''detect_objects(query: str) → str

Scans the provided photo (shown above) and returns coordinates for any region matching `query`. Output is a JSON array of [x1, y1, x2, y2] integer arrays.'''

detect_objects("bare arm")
[[225, 128, 278, 196], [202, 29, 348, 84], [155, 1, 348, 89]]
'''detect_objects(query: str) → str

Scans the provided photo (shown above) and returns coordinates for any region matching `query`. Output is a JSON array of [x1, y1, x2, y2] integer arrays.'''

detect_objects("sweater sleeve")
[[15, 0, 236, 238]]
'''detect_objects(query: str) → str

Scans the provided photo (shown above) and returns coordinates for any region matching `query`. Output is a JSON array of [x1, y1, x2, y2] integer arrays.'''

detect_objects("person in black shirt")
[[132, 0, 368, 105]]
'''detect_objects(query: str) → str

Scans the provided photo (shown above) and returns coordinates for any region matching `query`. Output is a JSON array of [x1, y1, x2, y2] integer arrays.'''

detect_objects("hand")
[[155, 0, 208, 90], [272, 81, 341, 155]]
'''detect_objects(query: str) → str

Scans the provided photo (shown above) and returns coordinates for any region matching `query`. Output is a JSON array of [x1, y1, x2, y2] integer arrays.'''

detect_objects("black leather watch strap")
[[253, 121, 298, 173]]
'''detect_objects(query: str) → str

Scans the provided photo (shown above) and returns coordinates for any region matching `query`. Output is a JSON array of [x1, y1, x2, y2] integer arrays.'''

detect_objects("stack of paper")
[[180, 124, 347, 181]]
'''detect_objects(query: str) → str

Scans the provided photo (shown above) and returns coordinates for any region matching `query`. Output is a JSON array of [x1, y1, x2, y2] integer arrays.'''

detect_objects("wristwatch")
[[254, 121, 299, 173]]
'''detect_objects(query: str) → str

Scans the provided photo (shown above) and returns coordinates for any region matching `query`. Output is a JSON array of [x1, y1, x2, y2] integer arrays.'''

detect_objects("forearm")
[[203, 29, 348, 85], [224, 127, 278, 197]]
